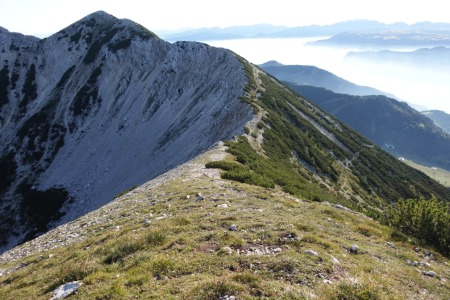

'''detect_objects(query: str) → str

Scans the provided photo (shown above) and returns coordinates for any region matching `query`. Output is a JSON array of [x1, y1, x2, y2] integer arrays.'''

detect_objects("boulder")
[[50, 281, 82, 299]]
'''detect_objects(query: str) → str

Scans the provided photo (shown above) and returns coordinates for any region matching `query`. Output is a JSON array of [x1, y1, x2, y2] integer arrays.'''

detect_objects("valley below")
[[402, 159, 450, 187]]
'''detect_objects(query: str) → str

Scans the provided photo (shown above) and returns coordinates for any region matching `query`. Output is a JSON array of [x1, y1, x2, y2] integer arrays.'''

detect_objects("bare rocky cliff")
[[0, 11, 252, 251]]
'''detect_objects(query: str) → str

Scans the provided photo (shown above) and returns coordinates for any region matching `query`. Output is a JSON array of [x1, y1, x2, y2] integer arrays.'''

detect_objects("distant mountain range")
[[345, 46, 450, 69], [308, 30, 450, 48], [162, 20, 450, 44], [259, 61, 450, 171]]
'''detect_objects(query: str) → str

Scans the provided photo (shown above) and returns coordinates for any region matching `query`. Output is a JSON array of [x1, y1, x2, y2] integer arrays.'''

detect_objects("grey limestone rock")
[[50, 281, 82, 299], [229, 224, 238, 231], [0, 11, 252, 252], [304, 249, 319, 256], [349, 244, 359, 253], [423, 270, 437, 277]]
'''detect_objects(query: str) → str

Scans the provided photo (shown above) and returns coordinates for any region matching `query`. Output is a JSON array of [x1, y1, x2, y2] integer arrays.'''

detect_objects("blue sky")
[[0, 0, 448, 37]]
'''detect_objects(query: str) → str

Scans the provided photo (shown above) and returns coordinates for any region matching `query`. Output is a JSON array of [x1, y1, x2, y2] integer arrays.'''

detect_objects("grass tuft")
[[98, 236, 145, 264], [144, 229, 167, 246], [188, 279, 243, 300], [321, 278, 381, 300]]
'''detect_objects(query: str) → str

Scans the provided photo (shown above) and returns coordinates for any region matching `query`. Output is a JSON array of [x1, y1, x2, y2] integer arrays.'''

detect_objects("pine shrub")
[[385, 198, 450, 254]]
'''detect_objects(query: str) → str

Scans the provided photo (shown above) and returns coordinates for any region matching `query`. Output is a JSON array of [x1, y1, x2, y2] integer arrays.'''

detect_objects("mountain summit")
[[0, 11, 252, 250], [1, 12, 449, 254]]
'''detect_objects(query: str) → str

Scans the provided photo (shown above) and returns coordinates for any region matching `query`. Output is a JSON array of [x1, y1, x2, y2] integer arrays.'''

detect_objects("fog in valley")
[[204, 37, 450, 113]]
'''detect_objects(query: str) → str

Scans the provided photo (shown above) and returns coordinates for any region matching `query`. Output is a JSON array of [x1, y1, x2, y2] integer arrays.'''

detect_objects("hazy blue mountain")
[[309, 30, 450, 48], [285, 84, 450, 171], [162, 24, 288, 42], [259, 61, 394, 97], [162, 20, 450, 43], [345, 46, 450, 69], [422, 110, 450, 133]]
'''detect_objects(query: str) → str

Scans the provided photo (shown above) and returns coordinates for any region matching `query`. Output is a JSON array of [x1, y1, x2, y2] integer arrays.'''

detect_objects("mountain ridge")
[[1, 10, 449, 256], [309, 31, 450, 48], [259, 60, 395, 98], [0, 12, 450, 297], [422, 110, 450, 133]]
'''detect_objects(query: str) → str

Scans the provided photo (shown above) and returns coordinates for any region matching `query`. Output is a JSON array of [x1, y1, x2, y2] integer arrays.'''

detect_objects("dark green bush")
[[205, 161, 241, 171], [108, 38, 132, 53], [17, 184, 69, 243], [83, 28, 119, 64], [19, 64, 37, 112], [222, 169, 275, 188], [0, 151, 17, 193], [385, 198, 450, 254], [71, 66, 102, 116], [206, 159, 274, 188]]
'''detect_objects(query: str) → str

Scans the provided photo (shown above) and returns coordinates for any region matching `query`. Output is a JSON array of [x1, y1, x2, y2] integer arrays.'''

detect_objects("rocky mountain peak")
[[80, 10, 117, 22], [0, 12, 252, 252]]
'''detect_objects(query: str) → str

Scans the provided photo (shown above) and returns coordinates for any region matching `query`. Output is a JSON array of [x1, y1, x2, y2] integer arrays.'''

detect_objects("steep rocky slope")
[[0, 11, 252, 250]]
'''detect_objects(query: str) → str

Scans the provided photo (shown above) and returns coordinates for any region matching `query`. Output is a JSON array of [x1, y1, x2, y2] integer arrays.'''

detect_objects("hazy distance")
[[200, 37, 450, 114]]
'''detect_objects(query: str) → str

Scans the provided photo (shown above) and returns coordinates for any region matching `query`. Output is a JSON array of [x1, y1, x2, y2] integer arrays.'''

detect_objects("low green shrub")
[[385, 198, 450, 254], [356, 224, 380, 237], [206, 159, 275, 188], [205, 161, 241, 171], [222, 169, 275, 188], [51, 257, 99, 289]]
